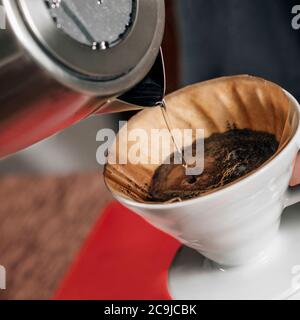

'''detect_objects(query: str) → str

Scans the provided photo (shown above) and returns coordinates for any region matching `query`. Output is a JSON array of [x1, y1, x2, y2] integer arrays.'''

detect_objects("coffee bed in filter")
[[104, 75, 299, 203]]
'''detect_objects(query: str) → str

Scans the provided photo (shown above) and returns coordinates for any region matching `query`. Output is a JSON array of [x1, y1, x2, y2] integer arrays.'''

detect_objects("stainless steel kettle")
[[0, 0, 165, 158]]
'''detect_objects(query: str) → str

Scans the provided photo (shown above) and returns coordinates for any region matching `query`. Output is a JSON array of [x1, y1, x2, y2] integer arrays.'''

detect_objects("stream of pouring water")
[[159, 99, 188, 168]]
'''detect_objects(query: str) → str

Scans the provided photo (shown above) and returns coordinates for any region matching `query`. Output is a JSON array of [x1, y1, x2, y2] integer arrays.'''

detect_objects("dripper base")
[[169, 202, 300, 300]]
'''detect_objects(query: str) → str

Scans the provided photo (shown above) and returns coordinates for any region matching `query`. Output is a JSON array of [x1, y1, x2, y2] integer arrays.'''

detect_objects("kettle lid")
[[3, 0, 165, 96]]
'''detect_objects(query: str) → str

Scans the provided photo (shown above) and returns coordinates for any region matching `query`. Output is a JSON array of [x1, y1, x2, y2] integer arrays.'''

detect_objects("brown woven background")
[[0, 173, 112, 300]]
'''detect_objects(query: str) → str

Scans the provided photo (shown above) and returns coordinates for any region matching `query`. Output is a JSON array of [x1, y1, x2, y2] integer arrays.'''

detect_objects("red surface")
[[54, 202, 181, 300]]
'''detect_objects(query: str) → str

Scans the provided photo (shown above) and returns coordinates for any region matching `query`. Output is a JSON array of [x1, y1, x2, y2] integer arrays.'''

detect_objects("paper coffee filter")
[[104, 75, 299, 203]]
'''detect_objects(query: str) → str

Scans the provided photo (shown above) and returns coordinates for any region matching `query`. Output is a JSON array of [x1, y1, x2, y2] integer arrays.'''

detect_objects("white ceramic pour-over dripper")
[[105, 76, 300, 266], [115, 89, 300, 299], [105, 75, 300, 299]]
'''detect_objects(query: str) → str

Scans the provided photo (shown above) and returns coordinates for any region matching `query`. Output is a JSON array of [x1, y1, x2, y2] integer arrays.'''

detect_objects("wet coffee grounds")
[[149, 129, 279, 202]]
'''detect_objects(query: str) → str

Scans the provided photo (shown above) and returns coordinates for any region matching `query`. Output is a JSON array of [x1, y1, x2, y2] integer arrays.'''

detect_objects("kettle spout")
[[96, 48, 166, 114], [118, 48, 166, 107]]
